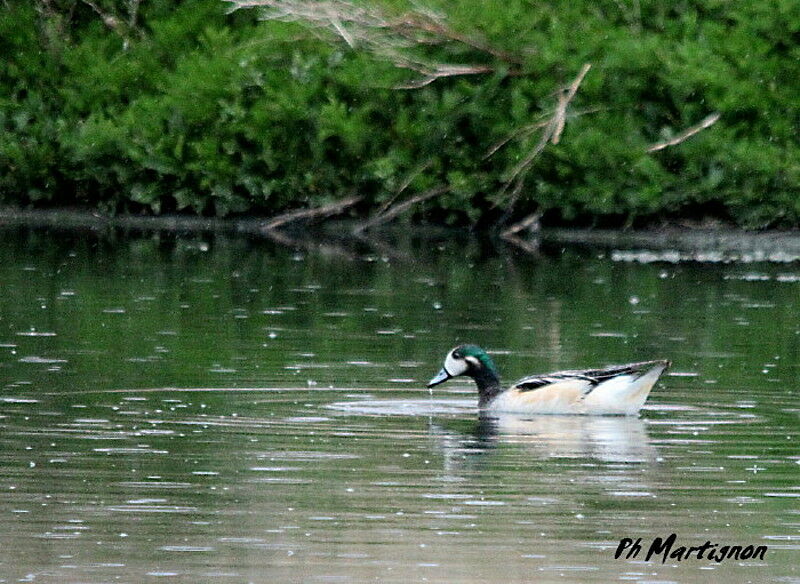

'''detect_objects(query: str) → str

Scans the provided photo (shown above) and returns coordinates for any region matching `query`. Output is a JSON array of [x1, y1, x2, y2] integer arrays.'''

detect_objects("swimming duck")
[[428, 345, 669, 415]]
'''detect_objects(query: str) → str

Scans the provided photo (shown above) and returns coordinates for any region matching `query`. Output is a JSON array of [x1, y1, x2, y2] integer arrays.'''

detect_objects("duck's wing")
[[513, 372, 597, 394], [513, 360, 670, 395]]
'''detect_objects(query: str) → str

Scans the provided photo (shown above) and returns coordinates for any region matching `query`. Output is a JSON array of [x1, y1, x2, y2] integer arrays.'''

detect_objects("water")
[[0, 226, 797, 583]]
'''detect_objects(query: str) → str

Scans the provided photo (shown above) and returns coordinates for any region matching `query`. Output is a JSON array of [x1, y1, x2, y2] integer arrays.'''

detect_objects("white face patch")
[[465, 356, 481, 368], [444, 350, 469, 377]]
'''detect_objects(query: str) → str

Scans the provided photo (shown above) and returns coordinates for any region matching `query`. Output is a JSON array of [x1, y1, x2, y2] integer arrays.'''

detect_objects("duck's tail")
[[582, 360, 670, 415]]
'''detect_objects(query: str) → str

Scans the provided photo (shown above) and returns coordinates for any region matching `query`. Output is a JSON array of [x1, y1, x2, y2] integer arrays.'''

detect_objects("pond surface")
[[0, 225, 798, 583]]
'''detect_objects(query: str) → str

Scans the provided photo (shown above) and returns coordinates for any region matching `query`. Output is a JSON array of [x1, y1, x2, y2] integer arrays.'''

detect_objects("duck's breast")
[[487, 379, 592, 414]]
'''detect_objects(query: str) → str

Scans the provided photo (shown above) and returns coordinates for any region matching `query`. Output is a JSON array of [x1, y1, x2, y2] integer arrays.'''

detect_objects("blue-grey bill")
[[427, 368, 450, 388]]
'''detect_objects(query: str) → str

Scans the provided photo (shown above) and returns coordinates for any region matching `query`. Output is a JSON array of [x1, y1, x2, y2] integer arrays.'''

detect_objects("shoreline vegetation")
[[1, 1, 798, 230]]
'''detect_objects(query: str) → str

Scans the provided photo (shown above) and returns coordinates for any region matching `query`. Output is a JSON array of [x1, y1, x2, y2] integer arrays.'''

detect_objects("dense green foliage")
[[1, 0, 798, 227]]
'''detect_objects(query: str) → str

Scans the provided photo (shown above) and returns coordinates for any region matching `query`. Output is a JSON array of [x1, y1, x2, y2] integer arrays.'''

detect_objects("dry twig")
[[260, 195, 362, 231], [504, 63, 591, 182], [75, 0, 143, 46], [78, 0, 115, 27], [483, 118, 551, 161], [394, 63, 495, 89], [647, 112, 721, 153], [500, 232, 540, 255], [354, 186, 448, 233], [500, 209, 543, 239], [375, 161, 433, 216], [492, 63, 591, 223], [227, 0, 521, 88]]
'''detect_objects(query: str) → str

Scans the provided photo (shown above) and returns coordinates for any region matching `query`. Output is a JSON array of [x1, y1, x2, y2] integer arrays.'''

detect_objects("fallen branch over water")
[[647, 113, 721, 153], [500, 232, 540, 255], [354, 186, 449, 233], [499, 209, 543, 254], [260, 195, 362, 231], [500, 209, 543, 239]]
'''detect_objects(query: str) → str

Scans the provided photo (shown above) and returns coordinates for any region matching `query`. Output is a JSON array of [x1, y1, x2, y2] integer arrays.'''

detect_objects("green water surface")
[[0, 226, 797, 583]]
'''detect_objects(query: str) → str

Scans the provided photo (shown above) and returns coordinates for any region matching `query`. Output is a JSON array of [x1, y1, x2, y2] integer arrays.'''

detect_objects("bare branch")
[[484, 63, 592, 224], [388, 9, 522, 63], [79, 0, 123, 32], [500, 232, 540, 255], [497, 174, 528, 225], [227, 0, 521, 88], [501, 209, 543, 238], [483, 118, 550, 160], [261, 195, 362, 231], [551, 62, 591, 144], [647, 112, 721, 153], [394, 63, 495, 89], [330, 14, 355, 48], [492, 63, 591, 224], [493, 63, 591, 184], [485, 105, 602, 162], [376, 160, 433, 216], [354, 186, 448, 233], [505, 123, 553, 186], [72, 0, 145, 46], [128, 0, 142, 31]]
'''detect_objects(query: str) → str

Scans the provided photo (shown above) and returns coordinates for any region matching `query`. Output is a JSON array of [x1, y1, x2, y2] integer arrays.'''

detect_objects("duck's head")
[[427, 344, 499, 388]]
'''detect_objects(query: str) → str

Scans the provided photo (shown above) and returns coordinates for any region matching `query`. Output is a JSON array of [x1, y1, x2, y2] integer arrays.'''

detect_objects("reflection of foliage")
[[1, 1, 799, 228]]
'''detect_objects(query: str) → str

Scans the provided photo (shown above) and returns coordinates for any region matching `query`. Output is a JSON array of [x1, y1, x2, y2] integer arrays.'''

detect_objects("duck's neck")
[[473, 369, 503, 407]]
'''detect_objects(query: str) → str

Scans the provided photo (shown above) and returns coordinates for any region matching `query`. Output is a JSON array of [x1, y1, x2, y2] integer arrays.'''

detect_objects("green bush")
[[0, 0, 798, 228]]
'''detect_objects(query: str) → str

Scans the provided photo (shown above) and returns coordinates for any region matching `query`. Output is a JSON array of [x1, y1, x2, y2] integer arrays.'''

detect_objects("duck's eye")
[[452, 351, 462, 359]]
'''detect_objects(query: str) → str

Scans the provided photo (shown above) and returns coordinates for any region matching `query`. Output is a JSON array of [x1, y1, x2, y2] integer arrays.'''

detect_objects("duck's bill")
[[427, 368, 451, 388]]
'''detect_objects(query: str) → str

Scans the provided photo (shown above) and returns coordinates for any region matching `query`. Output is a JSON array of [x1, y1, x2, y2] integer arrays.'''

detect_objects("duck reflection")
[[430, 413, 658, 469]]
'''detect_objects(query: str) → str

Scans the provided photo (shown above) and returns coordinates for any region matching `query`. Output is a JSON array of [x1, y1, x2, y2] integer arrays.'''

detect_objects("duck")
[[427, 344, 669, 415]]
